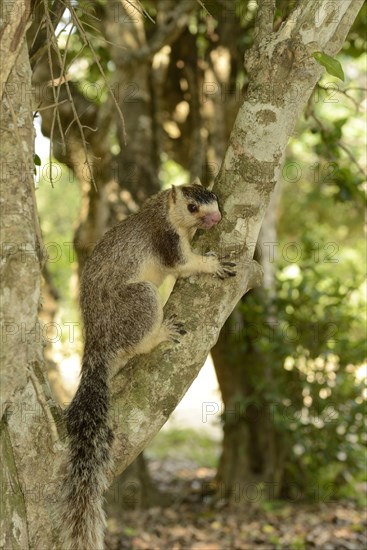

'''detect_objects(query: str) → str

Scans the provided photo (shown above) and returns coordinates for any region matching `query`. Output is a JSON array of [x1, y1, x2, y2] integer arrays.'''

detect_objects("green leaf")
[[34, 154, 42, 166], [312, 52, 345, 81]]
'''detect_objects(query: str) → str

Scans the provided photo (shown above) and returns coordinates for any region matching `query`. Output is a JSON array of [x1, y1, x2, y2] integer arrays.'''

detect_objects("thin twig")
[[125, 0, 156, 24], [62, 0, 101, 23], [74, 17, 136, 52], [44, 0, 66, 182], [338, 142, 367, 178], [34, 99, 68, 113], [51, 15, 75, 156], [196, 0, 211, 17], [29, 0, 66, 66], [311, 113, 367, 179], [43, 2, 98, 190], [29, 12, 45, 53], [67, 2, 127, 144], [317, 84, 362, 111]]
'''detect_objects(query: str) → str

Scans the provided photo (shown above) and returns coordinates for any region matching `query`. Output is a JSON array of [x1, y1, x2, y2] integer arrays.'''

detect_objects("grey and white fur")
[[58, 181, 235, 549]]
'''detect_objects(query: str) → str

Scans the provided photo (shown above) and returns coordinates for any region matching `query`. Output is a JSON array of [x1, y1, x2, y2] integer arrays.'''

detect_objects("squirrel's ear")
[[171, 184, 177, 203], [192, 177, 202, 186]]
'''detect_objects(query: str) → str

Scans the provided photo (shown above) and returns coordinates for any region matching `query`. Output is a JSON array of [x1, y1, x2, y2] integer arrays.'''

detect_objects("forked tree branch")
[[110, 0, 365, 477], [28, 0, 66, 67]]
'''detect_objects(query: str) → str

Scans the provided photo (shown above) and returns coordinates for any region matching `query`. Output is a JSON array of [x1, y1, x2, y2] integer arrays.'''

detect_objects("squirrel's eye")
[[188, 203, 198, 213]]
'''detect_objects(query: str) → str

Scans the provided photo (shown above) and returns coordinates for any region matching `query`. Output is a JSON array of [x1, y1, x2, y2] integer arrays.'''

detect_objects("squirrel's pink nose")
[[202, 210, 222, 228], [210, 211, 221, 224]]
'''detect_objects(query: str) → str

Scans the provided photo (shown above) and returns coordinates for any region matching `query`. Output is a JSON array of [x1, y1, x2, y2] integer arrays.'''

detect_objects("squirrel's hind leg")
[[114, 282, 184, 357]]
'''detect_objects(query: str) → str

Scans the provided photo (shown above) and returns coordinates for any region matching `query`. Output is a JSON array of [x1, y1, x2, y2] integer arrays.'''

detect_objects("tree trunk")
[[212, 186, 285, 501], [107, 453, 166, 517], [0, 34, 65, 548]]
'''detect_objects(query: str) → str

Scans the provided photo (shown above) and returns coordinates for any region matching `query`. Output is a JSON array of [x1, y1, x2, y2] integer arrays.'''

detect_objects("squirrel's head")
[[169, 178, 221, 231]]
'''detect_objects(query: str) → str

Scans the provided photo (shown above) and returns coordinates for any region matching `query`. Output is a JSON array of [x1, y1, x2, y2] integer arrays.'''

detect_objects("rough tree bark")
[[0, 0, 363, 547], [0, 20, 65, 549], [0, 0, 32, 101]]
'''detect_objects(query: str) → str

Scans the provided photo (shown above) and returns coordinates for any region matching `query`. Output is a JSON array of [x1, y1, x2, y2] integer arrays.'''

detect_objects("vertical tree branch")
[[254, 0, 276, 45], [1, 35, 65, 548]]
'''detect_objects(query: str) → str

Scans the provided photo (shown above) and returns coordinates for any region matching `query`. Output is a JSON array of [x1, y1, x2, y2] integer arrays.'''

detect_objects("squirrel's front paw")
[[163, 314, 187, 344], [216, 258, 236, 279], [204, 252, 236, 279], [203, 252, 236, 279]]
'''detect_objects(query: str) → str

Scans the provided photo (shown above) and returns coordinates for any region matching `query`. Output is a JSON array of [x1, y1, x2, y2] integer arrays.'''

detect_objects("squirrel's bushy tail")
[[59, 348, 114, 550]]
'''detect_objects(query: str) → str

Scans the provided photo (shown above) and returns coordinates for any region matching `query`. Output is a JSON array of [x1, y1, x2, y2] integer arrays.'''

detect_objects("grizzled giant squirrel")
[[59, 180, 236, 549]]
